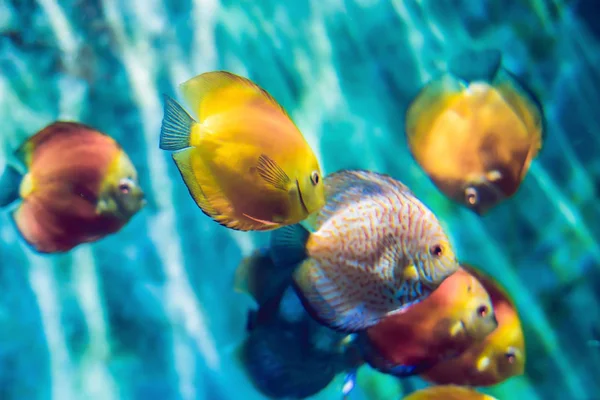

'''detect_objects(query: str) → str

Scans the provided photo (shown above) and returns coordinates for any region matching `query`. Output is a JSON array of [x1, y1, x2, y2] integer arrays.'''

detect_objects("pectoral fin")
[[255, 154, 290, 191]]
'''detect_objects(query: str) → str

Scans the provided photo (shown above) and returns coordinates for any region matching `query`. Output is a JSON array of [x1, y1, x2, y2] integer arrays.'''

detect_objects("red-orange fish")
[[0, 121, 145, 253], [403, 385, 498, 400], [422, 264, 525, 386], [359, 267, 497, 377]]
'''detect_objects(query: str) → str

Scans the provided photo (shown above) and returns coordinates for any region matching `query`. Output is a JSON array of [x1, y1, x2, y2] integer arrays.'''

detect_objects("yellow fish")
[[421, 264, 525, 387], [403, 385, 498, 400], [269, 170, 460, 333], [158, 71, 325, 231], [405, 55, 544, 215]]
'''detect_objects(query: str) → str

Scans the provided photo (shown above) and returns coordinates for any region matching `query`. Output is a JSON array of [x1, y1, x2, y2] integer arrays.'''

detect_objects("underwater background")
[[1, 0, 599, 399]]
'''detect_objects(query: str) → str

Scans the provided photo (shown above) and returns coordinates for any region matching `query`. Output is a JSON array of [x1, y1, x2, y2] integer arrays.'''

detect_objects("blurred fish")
[[359, 267, 498, 377], [0, 121, 145, 253], [403, 385, 498, 400], [235, 248, 299, 331], [422, 264, 525, 386], [237, 283, 362, 399], [235, 247, 293, 307], [269, 169, 460, 332], [405, 51, 544, 215], [158, 71, 325, 231]]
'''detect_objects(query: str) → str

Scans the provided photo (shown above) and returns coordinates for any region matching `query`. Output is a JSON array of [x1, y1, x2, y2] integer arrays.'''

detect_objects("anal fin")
[[292, 259, 378, 333], [171, 148, 263, 231]]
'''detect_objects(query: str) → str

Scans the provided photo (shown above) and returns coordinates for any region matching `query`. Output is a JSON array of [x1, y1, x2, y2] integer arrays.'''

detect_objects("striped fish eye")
[[429, 244, 443, 257]]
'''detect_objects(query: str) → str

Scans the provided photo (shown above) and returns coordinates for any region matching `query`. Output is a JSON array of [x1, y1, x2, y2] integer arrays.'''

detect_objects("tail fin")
[[159, 94, 197, 151], [234, 247, 294, 307], [448, 48, 503, 83], [269, 224, 310, 269], [0, 165, 23, 207]]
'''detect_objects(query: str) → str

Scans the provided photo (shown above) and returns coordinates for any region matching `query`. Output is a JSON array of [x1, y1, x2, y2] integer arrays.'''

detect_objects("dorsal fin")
[[179, 71, 289, 122], [405, 74, 465, 146], [318, 170, 414, 223], [448, 48, 503, 84], [16, 121, 110, 167]]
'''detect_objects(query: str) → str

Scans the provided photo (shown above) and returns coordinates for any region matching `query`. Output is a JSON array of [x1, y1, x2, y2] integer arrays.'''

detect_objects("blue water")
[[1, 0, 599, 399]]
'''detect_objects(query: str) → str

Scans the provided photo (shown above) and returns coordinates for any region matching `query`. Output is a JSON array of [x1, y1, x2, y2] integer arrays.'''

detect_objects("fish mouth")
[[296, 179, 309, 214], [450, 319, 467, 339]]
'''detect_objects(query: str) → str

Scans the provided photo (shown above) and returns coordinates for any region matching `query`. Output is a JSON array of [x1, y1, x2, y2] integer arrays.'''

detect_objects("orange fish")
[[403, 385, 498, 400], [0, 121, 145, 253], [405, 51, 544, 215], [358, 267, 497, 377], [421, 264, 525, 386]]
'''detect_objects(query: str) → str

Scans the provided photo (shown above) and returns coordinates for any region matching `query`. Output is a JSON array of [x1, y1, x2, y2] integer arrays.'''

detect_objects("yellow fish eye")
[[504, 348, 517, 364], [118, 177, 134, 194], [310, 170, 320, 185], [477, 304, 489, 318], [465, 187, 478, 205]]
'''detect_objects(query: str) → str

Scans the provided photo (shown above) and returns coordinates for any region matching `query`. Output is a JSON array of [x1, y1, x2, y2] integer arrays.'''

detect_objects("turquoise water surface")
[[1, 0, 599, 399]]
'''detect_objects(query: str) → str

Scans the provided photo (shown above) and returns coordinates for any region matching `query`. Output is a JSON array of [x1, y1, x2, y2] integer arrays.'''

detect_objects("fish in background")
[[269, 169, 460, 333], [358, 266, 498, 377], [421, 263, 525, 387], [158, 71, 325, 232], [403, 385, 498, 400], [235, 251, 362, 399], [0, 121, 145, 253], [405, 49, 545, 215]]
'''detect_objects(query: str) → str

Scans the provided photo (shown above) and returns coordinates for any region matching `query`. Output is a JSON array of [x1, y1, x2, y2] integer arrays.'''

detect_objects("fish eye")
[[118, 178, 133, 194], [505, 350, 516, 364], [310, 171, 320, 185], [477, 305, 489, 318], [465, 187, 478, 205], [429, 244, 443, 257]]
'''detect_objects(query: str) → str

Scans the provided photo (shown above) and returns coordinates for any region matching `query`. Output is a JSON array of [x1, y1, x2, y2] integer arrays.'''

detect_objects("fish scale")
[[272, 169, 460, 332]]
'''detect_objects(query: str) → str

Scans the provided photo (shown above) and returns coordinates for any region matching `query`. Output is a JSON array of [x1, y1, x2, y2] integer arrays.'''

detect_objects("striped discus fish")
[[269, 170, 460, 333]]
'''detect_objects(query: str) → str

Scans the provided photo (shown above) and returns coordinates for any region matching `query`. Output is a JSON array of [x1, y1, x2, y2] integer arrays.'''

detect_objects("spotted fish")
[[269, 169, 460, 332]]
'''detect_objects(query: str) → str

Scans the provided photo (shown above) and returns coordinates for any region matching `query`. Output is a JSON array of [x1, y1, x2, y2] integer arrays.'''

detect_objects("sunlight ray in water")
[[72, 248, 118, 400], [36, 0, 78, 64], [100, 1, 219, 399], [27, 254, 76, 400], [529, 164, 600, 270], [1, 0, 600, 398]]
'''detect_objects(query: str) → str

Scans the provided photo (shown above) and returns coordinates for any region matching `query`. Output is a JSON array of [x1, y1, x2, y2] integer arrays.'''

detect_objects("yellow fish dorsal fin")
[[179, 71, 289, 122], [405, 74, 466, 146]]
